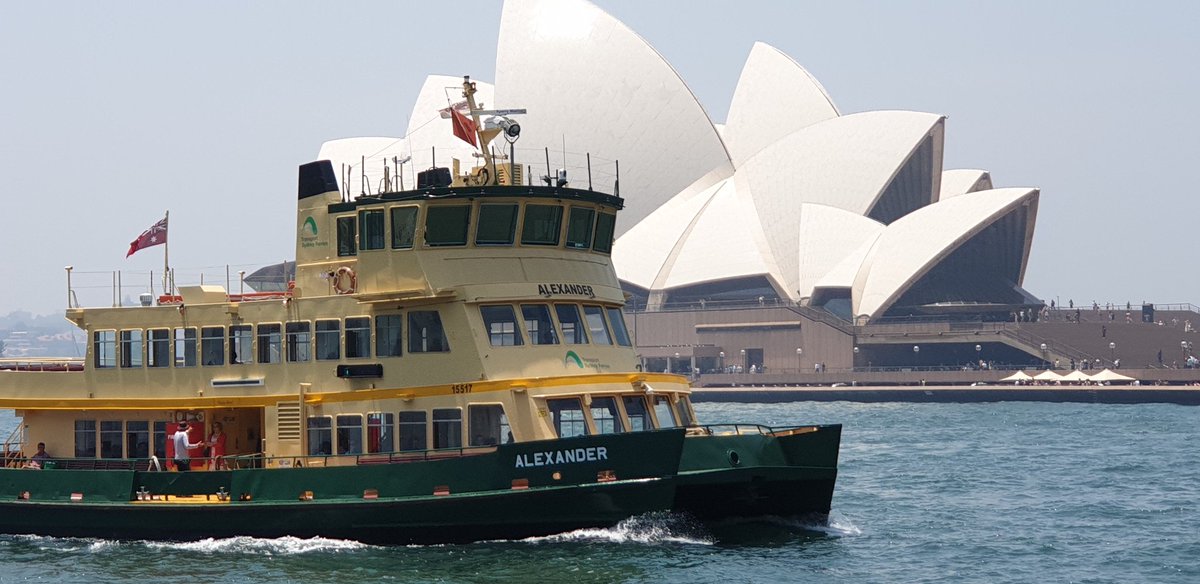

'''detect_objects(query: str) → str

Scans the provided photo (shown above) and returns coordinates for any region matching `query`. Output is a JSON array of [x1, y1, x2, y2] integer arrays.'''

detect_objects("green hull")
[[675, 424, 841, 521], [0, 430, 685, 545]]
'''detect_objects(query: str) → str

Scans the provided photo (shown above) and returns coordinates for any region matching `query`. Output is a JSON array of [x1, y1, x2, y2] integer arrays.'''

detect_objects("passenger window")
[[120, 330, 143, 368], [229, 325, 253, 364], [547, 398, 589, 438], [565, 207, 595, 249], [606, 307, 632, 346], [425, 205, 471, 246], [433, 409, 462, 449], [409, 311, 450, 353], [653, 395, 678, 428], [286, 322, 311, 362], [521, 304, 560, 345], [174, 327, 196, 367], [126, 421, 150, 459], [359, 209, 386, 250], [469, 404, 510, 446], [74, 420, 97, 458], [622, 396, 651, 431], [345, 317, 371, 358], [593, 212, 616, 253], [93, 331, 116, 369], [336, 414, 363, 455], [257, 324, 282, 364], [590, 396, 624, 434], [336, 216, 357, 257], [399, 411, 427, 451], [315, 320, 340, 360], [481, 305, 523, 346], [201, 326, 225, 366], [147, 329, 170, 368], [307, 417, 332, 455], [367, 413, 394, 453], [476, 203, 519, 245], [521, 204, 562, 245], [375, 314, 403, 357], [554, 304, 588, 344], [391, 206, 419, 249], [583, 305, 612, 345], [100, 421, 123, 459]]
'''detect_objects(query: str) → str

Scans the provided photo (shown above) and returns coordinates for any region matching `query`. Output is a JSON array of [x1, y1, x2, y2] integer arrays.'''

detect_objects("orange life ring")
[[332, 266, 357, 295]]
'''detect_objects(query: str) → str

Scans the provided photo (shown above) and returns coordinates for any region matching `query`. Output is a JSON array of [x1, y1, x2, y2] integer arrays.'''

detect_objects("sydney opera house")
[[289, 0, 1198, 381]]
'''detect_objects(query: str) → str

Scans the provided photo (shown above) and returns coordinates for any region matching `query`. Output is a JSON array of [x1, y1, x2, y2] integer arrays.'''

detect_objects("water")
[[2, 401, 1198, 583]]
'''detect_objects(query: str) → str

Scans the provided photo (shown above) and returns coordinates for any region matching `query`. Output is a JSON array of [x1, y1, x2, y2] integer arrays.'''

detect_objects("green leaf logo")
[[302, 216, 319, 237], [564, 350, 584, 368]]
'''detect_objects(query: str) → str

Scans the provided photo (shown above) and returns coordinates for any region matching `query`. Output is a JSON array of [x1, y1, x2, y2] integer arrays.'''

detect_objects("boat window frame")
[[554, 304, 589, 344], [547, 397, 590, 438], [475, 202, 520, 246], [582, 305, 612, 345], [147, 328, 170, 368], [173, 327, 197, 368], [651, 394, 679, 429], [336, 215, 357, 257], [306, 416, 333, 456], [390, 205, 420, 250], [99, 420, 123, 459], [621, 395, 652, 432], [257, 323, 282, 364], [315, 319, 341, 361], [468, 404, 510, 447], [564, 206, 596, 250], [119, 329, 144, 368], [432, 408, 463, 450], [398, 410, 427, 452], [520, 203, 563, 246], [367, 412, 395, 454], [520, 303, 561, 346], [424, 204, 472, 247], [74, 419, 97, 458], [408, 310, 450, 353], [336, 414, 364, 455], [593, 211, 616, 254], [126, 420, 150, 459], [358, 208, 386, 251], [605, 306, 633, 347], [589, 395, 625, 435], [286, 321, 311, 363], [345, 316, 372, 359], [93, 330, 116, 369], [675, 394, 696, 427], [480, 304, 524, 347], [375, 313, 403, 357], [201, 326, 225, 367], [229, 324, 253, 365]]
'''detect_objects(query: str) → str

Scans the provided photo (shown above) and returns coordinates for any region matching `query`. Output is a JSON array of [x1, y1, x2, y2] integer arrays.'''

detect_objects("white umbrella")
[[1033, 370, 1063, 381], [1060, 370, 1091, 382], [1088, 368, 1135, 383], [1000, 371, 1033, 382]]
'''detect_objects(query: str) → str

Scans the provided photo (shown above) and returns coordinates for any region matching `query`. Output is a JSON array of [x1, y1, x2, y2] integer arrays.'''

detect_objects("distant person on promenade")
[[172, 422, 202, 472]]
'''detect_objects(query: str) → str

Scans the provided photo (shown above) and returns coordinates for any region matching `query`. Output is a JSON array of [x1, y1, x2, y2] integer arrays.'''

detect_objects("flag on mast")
[[450, 108, 478, 147], [126, 215, 168, 258]]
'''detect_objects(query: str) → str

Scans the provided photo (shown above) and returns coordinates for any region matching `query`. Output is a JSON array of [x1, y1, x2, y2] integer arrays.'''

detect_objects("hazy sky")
[[2, 1, 1198, 316]]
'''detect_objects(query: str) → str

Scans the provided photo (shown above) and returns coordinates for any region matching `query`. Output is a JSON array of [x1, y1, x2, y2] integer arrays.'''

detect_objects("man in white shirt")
[[172, 422, 202, 472]]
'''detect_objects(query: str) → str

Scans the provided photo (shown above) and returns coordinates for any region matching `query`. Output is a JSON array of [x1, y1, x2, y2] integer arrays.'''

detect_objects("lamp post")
[[913, 345, 920, 367], [796, 347, 803, 373], [719, 351, 725, 373], [975, 344, 982, 368], [853, 346, 859, 369], [674, 352, 680, 375], [1108, 342, 1116, 365], [740, 349, 746, 373], [1040, 342, 1047, 366]]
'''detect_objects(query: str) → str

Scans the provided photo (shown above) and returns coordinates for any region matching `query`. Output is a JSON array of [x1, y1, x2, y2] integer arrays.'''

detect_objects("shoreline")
[[690, 385, 1200, 405]]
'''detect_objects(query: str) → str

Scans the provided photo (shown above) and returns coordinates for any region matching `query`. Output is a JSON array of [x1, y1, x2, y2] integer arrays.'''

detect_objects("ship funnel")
[[298, 160, 339, 200]]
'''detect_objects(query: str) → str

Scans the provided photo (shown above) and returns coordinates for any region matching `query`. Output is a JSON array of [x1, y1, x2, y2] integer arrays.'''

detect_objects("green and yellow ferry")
[[0, 77, 839, 544]]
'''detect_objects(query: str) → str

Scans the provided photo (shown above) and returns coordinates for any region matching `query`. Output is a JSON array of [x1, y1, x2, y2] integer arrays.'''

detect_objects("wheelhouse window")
[[476, 203, 519, 245], [93, 330, 116, 369], [345, 317, 371, 358], [391, 206, 418, 249], [336, 216, 357, 257], [590, 396, 624, 434], [622, 396, 651, 432], [336, 414, 363, 455], [521, 204, 563, 246], [653, 395, 678, 428], [675, 396, 696, 427], [565, 207, 595, 249], [174, 327, 196, 367], [126, 421, 150, 459], [307, 417, 332, 455], [229, 325, 252, 364], [120, 330, 143, 368], [555, 304, 588, 344], [286, 322, 311, 362], [100, 420, 123, 459], [433, 409, 462, 449], [74, 420, 97, 458], [409, 311, 450, 353], [147, 329, 170, 368], [606, 307, 632, 347], [481, 305, 523, 346], [521, 304, 559, 345], [359, 209, 385, 251], [547, 398, 589, 438], [399, 411, 427, 451], [425, 205, 471, 247], [367, 412, 394, 454], [469, 405, 510, 446], [201, 326, 225, 366], [257, 323, 282, 364], [583, 305, 612, 345], [593, 212, 616, 253], [315, 320, 340, 361], [376, 314, 402, 357]]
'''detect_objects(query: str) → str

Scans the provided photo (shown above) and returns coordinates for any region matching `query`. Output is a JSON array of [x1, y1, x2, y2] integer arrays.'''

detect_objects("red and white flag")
[[450, 108, 478, 147], [126, 216, 168, 258]]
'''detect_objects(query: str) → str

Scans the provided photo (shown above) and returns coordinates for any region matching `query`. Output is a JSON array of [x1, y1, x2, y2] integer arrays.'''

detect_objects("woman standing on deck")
[[207, 422, 227, 470]]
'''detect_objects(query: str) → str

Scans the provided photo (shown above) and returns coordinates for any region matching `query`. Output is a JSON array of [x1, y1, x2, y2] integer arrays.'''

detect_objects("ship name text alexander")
[[537, 283, 595, 297], [514, 446, 608, 468]]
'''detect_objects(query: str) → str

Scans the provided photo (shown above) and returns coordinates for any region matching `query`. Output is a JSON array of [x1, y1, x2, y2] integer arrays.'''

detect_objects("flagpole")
[[163, 210, 170, 296]]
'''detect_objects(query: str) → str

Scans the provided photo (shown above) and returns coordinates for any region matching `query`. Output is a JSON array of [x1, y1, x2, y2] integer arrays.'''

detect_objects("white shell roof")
[[403, 75, 496, 179], [724, 42, 840, 167], [939, 169, 993, 200], [316, 136, 407, 196], [795, 204, 884, 299], [852, 187, 1040, 319], [494, 0, 732, 236]]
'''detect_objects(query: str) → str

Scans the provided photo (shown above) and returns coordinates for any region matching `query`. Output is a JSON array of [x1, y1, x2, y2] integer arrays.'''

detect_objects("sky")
[[1, 1, 1198, 316]]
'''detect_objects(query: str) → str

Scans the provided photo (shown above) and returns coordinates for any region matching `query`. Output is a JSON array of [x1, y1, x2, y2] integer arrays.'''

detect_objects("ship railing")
[[694, 423, 826, 438], [2, 425, 28, 468], [0, 358, 85, 372]]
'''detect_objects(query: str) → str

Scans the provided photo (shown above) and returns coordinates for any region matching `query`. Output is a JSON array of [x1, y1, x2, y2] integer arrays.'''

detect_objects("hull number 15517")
[[451, 383, 473, 394]]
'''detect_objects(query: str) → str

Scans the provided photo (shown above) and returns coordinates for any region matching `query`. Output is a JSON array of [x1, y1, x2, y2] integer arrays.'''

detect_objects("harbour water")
[[1, 400, 1197, 583]]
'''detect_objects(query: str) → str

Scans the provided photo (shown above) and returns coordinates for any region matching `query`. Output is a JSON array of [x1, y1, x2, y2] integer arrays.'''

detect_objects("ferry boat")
[[0, 77, 839, 543]]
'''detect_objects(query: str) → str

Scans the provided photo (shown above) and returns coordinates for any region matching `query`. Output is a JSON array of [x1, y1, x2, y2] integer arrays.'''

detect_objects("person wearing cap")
[[172, 422, 203, 471]]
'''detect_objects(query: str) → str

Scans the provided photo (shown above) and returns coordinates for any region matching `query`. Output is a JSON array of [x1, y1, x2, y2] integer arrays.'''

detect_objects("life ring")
[[332, 266, 357, 295]]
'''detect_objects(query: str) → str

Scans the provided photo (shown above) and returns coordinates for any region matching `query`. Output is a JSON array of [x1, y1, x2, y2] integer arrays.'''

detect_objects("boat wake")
[[3, 533, 371, 555], [518, 512, 714, 546]]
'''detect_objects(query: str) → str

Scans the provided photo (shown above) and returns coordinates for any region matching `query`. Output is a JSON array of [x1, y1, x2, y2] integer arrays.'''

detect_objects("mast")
[[462, 76, 494, 181]]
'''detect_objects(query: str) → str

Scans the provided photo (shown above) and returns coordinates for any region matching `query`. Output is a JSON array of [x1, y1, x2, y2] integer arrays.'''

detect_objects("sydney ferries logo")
[[299, 216, 328, 248], [564, 350, 609, 372], [564, 350, 584, 368]]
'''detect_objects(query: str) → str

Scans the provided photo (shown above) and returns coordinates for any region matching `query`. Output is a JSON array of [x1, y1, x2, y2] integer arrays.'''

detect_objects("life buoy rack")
[[332, 266, 357, 295]]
